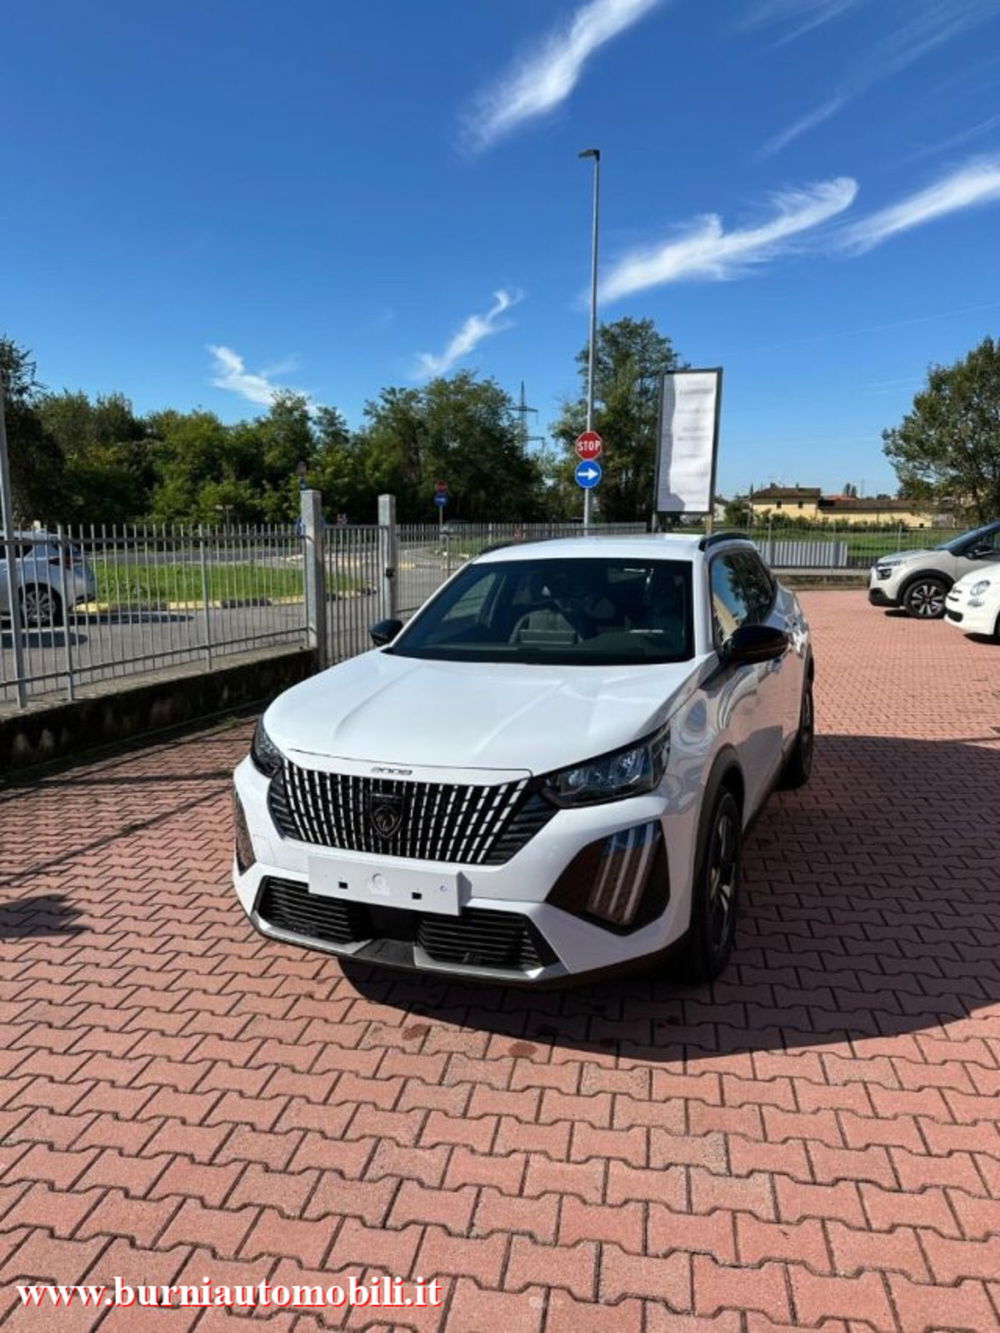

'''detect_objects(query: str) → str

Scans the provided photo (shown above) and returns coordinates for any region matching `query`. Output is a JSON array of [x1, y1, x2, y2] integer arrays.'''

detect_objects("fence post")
[[301, 489, 328, 670], [198, 525, 213, 670], [377, 494, 398, 621], [56, 524, 75, 701]]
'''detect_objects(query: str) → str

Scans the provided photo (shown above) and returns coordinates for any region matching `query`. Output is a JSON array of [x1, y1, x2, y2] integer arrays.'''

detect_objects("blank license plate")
[[307, 855, 462, 916]]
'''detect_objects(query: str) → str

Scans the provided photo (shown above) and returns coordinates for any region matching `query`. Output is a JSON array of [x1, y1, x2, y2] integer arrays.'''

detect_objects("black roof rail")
[[698, 529, 751, 551]]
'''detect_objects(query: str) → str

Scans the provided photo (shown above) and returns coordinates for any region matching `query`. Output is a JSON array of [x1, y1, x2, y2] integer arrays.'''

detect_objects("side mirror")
[[370, 618, 403, 647], [724, 623, 789, 666]]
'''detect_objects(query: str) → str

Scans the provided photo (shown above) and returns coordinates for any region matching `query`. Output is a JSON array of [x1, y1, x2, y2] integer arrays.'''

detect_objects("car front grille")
[[254, 876, 555, 972], [268, 762, 554, 864], [946, 609, 964, 622]]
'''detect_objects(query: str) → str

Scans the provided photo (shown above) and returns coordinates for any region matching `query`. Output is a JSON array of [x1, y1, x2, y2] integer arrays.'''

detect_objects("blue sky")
[[4, 0, 1000, 501]]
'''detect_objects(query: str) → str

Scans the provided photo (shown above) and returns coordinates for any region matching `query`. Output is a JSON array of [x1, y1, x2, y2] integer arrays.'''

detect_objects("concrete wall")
[[0, 647, 317, 776]]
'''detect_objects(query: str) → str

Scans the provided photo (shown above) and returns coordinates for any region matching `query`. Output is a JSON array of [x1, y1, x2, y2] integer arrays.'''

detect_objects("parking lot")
[[0, 590, 998, 1330]]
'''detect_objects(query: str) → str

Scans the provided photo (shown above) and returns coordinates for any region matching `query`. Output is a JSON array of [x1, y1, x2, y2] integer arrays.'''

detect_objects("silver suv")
[[0, 533, 97, 627], [868, 520, 1000, 618]]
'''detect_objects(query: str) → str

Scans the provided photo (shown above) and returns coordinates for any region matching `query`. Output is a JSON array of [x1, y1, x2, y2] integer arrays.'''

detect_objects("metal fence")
[[1, 524, 308, 711], [741, 523, 957, 569], [1, 501, 966, 713], [321, 524, 384, 664]]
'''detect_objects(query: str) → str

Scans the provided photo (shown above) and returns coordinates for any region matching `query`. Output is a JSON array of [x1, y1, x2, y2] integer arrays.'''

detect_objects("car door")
[[733, 550, 801, 746], [953, 524, 1000, 581], [708, 551, 780, 815]]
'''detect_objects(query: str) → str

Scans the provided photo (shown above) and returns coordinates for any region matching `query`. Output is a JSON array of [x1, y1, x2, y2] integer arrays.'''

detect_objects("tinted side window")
[[733, 552, 776, 623], [710, 555, 750, 646]]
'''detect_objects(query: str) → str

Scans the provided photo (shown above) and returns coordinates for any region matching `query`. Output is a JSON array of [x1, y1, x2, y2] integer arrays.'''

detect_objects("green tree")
[[883, 337, 1000, 522], [0, 337, 66, 524], [553, 317, 684, 521], [147, 409, 236, 523], [357, 372, 543, 521], [723, 495, 751, 527], [37, 390, 153, 524]]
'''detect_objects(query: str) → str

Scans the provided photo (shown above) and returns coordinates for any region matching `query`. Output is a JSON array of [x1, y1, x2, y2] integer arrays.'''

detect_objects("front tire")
[[680, 788, 742, 984], [780, 680, 814, 789], [902, 577, 948, 619]]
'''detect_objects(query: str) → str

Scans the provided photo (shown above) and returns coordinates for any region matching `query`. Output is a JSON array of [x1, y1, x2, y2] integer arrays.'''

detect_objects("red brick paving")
[[1, 591, 999, 1331]]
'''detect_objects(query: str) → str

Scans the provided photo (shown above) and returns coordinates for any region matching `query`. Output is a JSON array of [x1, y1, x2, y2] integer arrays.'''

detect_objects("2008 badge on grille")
[[368, 790, 406, 840]]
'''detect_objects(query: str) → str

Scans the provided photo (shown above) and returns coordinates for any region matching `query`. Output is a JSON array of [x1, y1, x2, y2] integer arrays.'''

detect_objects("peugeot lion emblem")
[[368, 790, 405, 840]]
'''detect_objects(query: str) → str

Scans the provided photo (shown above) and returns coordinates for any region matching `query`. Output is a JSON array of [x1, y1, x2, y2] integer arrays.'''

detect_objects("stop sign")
[[574, 431, 603, 460], [434, 480, 448, 493]]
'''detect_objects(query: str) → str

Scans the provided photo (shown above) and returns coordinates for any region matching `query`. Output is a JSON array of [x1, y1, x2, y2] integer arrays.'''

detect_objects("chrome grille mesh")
[[269, 762, 552, 864]]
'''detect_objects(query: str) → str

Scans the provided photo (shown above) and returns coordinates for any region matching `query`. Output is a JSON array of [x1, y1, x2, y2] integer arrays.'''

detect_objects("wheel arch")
[[899, 569, 953, 597], [699, 746, 745, 840]]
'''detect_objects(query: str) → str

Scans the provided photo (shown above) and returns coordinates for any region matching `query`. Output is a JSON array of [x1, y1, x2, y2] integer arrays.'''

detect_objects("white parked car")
[[868, 519, 1000, 618], [232, 535, 814, 986], [945, 566, 1000, 640], [0, 532, 96, 627]]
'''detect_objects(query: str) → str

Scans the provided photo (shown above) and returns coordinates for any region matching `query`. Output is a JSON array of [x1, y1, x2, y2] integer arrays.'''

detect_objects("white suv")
[[868, 520, 1000, 618], [232, 535, 814, 986]]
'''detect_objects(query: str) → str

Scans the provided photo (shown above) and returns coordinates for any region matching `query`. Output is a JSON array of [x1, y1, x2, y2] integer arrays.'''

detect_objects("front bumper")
[[867, 587, 896, 607], [232, 756, 697, 985], [945, 595, 997, 636]]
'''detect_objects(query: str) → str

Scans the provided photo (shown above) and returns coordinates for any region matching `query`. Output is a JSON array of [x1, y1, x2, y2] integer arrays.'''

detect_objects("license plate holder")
[[307, 855, 462, 916]]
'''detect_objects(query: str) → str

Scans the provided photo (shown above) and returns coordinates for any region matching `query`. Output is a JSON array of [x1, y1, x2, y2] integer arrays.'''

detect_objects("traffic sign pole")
[[581, 148, 601, 531]]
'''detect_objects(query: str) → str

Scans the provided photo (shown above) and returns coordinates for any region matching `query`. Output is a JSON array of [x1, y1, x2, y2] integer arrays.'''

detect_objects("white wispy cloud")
[[753, 1, 999, 155], [902, 113, 1000, 165], [840, 156, 1000, 253], [758, 97, 845, 158], [414, 290, 523, 378], [466, 0, 662, 151], [739, 0, 862, 41], [600, 177, 858, 301], [208, 345, 308, 407]]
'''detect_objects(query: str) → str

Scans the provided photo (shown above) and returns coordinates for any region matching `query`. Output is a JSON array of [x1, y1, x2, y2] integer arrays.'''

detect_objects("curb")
[[75, 597, 306, 614], [73, 591, 372, 615]]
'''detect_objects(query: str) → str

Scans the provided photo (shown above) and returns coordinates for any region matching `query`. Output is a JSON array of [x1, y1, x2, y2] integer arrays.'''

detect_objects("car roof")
[[475, 533, 757, 564]]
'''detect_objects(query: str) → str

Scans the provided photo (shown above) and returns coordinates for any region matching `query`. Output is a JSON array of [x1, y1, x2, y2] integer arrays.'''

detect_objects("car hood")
[[877, 548, 936, 564], [265, 649, 702, 775]]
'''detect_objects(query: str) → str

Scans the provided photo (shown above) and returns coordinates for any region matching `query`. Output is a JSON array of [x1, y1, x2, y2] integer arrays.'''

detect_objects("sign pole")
[[580, 148, 600, 532]]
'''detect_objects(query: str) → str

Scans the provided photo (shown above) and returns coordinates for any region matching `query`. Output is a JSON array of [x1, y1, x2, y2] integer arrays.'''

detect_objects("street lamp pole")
[[579, 147, 600, 531]]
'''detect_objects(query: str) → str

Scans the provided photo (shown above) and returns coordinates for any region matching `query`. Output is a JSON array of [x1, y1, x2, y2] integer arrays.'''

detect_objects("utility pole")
[[579, 148, 601, 531]]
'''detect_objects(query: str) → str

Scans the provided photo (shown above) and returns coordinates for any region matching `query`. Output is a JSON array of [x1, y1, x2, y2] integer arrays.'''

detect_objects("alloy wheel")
[[22, 587, 55, 628], [798, 688, 814, 776], [707, 805, 739, 955], [906, 581, 945, 618]]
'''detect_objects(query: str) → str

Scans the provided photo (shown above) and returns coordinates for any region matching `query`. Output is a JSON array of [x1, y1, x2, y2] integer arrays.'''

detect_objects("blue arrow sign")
[[574, 460, 602, 489], [433, 492, 448, 507]]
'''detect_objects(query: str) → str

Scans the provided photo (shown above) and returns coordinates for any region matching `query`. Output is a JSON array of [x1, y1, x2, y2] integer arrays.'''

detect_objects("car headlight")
[[250, 717, 283, 777], [875, 560, 904, 579], [542, 727, 670, 807], [970, 579, 991, 596]]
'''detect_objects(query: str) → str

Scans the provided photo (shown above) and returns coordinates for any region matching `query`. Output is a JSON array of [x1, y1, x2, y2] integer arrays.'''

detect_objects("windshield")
[[389, 556, 694, 665], [937, 522, 998, 553]]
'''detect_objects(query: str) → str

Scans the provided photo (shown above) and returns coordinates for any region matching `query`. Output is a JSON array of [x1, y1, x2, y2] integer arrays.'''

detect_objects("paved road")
[[1, 592, 998, 1328]]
